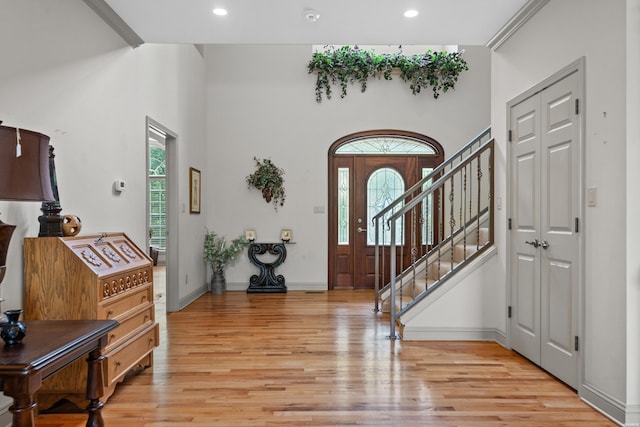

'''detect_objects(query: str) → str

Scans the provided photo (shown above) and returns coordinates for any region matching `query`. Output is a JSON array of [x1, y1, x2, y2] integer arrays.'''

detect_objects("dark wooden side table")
[[247, 242, 288, 293], [0, 319, 118, 427]]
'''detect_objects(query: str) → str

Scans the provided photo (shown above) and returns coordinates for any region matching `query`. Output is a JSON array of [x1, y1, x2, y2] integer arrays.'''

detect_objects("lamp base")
[[38, 201, 63, 237]]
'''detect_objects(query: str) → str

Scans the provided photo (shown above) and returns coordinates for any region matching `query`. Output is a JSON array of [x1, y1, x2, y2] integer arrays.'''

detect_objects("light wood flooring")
[[35, 267, 615, 426]]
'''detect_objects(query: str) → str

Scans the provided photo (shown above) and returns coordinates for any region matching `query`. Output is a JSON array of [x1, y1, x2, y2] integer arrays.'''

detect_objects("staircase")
[[373, 127, 495, 338]]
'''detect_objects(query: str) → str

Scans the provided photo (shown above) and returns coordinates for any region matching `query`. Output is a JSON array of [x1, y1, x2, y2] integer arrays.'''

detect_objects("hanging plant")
[[246, 157, 286, 210], [307, 46, 469, 102]]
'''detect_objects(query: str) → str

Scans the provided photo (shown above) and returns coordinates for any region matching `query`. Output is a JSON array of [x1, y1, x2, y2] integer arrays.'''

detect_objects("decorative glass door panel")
[[354, 156, 416, 289]]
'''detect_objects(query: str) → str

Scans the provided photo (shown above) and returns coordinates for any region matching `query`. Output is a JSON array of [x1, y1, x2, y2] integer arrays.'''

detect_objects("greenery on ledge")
[[307, 46, 469, 103]]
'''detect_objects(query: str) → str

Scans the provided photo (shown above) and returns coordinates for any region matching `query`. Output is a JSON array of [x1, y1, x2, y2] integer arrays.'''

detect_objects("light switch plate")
[[587, 187, 597, 207]]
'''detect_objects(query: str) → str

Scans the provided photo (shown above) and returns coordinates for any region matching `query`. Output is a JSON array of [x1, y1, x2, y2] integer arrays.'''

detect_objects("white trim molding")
[[82, 0, 144, 48], [486, 0, 550, 50]]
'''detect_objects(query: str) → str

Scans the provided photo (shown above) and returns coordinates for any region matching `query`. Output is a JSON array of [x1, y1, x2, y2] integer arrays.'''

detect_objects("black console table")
[[247, 242, 288, 293]]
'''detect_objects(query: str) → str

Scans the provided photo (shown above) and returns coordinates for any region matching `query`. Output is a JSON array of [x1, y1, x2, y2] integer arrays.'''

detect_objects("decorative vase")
[[1, 309, 27, 345], [211, 270, 226, 294]]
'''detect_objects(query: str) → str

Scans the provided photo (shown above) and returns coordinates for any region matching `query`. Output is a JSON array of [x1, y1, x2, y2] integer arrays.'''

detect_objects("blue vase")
[[1, 309, 27, 345]]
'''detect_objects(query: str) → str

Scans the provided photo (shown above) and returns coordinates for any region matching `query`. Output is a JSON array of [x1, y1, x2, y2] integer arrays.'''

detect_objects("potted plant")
[[203, 230, 249, 294], [246, 157, 286, 210]]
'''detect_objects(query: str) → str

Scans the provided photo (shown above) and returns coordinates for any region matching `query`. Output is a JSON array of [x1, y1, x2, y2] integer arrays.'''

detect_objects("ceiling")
[[101, 0, 531, 46]]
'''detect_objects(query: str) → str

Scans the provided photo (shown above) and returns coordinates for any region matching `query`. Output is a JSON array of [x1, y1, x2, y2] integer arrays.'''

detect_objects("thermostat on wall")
[[113, 179, 126, 192]]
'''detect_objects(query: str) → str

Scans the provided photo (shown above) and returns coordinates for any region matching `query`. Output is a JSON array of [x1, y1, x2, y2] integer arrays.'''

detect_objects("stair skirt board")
[[380, 235, 493, 307], [378, 222, 491, 303], [397, 245, 498, 325]]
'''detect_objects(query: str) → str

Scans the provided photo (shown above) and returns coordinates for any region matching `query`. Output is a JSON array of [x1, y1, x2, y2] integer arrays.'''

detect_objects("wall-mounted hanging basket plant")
[[246, 157, 286, 210], [307, 46, 469, 103]]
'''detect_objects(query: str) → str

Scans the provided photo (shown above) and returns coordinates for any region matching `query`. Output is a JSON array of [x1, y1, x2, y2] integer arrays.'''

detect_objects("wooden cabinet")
[[23, 233, 159, 410]]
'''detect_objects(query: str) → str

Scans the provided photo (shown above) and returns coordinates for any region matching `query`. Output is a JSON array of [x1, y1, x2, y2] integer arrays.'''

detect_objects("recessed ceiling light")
[[213, 8, 228, 16], [404, 9, 419, 18]]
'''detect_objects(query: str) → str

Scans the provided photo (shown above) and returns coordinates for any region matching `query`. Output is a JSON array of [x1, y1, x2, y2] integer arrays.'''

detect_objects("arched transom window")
[[336, 137, 437, 155]]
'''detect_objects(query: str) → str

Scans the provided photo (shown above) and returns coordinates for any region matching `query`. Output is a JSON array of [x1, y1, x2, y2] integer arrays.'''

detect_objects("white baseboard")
[[401, 326, 504, 342], [226, 282, 328, 292], [580, 382, 626, 426], [179, 284, 208, 310]]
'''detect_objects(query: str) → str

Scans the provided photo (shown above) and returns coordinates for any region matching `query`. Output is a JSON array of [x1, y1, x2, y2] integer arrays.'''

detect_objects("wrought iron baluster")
[[463, 164, 468, 260], [477, 154, 483, 247]]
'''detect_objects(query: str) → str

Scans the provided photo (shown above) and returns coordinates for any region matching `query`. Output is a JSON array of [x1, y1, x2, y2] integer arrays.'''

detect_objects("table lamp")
[[0, 122, 54, 294]]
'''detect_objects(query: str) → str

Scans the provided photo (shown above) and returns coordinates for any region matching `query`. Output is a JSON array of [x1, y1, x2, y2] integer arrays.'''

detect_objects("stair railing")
[[373, 128, 494, 338]]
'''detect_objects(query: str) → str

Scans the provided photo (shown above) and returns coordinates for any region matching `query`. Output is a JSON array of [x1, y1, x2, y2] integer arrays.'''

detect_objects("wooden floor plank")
[[35, 289, 615, 426]]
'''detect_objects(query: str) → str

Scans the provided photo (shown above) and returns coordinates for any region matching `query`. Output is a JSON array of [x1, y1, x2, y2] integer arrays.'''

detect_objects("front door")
[[509, 67, 582, 388], [328, 131, 444, 290]]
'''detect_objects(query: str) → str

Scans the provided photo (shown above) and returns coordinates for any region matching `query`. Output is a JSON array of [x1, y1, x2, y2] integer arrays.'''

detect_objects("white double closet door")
[[509, 68, 582, 389]]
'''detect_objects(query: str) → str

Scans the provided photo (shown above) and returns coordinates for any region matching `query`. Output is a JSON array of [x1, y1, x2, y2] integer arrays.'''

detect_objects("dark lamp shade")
[[0, 125, 54, 202]]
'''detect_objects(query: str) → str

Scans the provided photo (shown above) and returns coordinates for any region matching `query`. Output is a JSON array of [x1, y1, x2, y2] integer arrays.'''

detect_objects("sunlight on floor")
[[152, 264, 166, 329]]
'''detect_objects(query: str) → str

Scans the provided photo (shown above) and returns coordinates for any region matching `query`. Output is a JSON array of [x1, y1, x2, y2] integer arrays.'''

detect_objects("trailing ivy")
[[307, 46, 469, 103]]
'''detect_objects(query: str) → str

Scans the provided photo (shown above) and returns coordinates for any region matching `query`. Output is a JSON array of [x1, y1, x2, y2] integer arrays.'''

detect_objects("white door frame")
[[505, 57, 585, 386], [146, 116, 180, 313]]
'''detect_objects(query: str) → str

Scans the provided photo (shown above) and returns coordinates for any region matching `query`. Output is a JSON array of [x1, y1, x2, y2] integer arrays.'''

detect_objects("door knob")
[[357, 227, 367, 233], [525, 239, 540, 248], [540, 240, 550, 249]]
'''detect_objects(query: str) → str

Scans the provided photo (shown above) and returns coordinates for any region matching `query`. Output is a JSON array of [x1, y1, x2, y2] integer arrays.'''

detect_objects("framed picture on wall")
[[189, 167, 201, 214]]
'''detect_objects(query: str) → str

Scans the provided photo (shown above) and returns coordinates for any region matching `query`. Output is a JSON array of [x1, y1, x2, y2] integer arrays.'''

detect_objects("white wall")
[[491, 0, 630, 421], [626, 0, 640, 419], [205, 44, 491, 289], [0, 0, 208, 310]]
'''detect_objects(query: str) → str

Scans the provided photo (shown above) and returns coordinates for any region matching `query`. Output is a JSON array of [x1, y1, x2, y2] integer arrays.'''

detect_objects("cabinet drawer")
[[100, 267, 152, 301], [104, 323, 158, 386], [105, 303, 155, 352], [98, 284, 152, 319]]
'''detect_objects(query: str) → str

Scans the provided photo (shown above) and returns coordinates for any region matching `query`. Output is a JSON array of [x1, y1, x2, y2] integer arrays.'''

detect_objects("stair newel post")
[[389, 222, 399, 340], [374, 218, 380, 312], [459, 163, 463, 240], [437, 178, 443, 280]]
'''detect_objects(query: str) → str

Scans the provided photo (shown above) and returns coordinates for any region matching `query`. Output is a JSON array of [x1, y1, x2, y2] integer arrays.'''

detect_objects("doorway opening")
[[328, 130, 444, 290], [146, 117, 179, 313]]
